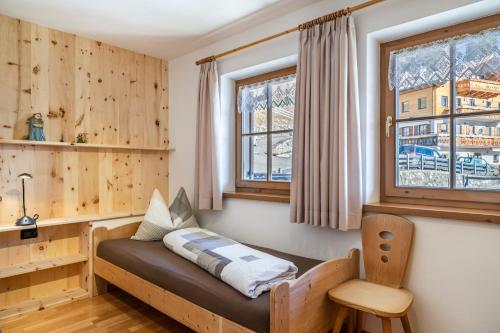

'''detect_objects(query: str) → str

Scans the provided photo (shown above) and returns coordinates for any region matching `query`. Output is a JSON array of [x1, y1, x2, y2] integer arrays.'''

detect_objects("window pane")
[[271, 79, 295, 131], [455, 114, 500, 190], [397, 119, 450, 188], [242, 135, 267, 181], [395, 42, 451, 120], [271, 132, 293, 181], [454, 28, 500, 115], [242, 108, 267, 134], [241, 85, 267, 134]]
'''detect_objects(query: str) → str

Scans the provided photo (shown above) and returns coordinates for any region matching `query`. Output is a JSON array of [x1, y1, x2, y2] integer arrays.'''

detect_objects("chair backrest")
[[362, 214, 414, 288]]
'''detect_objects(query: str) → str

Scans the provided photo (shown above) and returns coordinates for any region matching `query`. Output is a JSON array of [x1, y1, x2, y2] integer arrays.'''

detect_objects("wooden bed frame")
[[92, 222, 360, 333]]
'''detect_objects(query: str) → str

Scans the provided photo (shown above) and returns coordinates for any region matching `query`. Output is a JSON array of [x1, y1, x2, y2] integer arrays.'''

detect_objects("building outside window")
[[457, 97, 462, 106]]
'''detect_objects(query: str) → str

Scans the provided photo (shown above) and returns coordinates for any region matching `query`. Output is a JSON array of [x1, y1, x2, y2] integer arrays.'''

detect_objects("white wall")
[[168, 0, 500, 332]]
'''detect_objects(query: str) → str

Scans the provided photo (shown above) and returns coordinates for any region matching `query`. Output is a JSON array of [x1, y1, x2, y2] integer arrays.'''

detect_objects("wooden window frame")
[[380, 14, 500, 211], [234, 66, 296, 196]]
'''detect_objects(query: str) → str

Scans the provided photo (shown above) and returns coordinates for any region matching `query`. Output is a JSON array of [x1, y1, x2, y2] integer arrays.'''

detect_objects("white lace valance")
[[237, 74, 296, 113], [389, 27, 500, 91]]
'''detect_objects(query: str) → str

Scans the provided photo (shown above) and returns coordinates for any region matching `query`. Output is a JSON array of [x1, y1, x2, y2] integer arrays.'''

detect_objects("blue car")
[[399, 145, 442, 158]]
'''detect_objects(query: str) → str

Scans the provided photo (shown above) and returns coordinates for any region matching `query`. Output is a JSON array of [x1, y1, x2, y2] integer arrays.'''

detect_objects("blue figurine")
[[27, 113, 46, 141]]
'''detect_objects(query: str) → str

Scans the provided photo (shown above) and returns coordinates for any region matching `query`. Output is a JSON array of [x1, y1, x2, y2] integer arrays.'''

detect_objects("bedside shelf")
[[0, 254, 88, 279], [0, 288, 88, 320], [0, 212, 145, 233], [0, 139, 175, 152]]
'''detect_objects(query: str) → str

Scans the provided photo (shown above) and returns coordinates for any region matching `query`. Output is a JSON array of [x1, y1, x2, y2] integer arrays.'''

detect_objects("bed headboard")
[[92, 222, 141, 257]]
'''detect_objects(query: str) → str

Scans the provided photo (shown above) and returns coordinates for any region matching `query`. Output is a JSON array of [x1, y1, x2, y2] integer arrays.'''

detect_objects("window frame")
[[234, 66, 296, 195], [417, 97, 427, 109], [380, 14, 500, 211], [401, 101, 409, 112], [441, 96, 448, 107]]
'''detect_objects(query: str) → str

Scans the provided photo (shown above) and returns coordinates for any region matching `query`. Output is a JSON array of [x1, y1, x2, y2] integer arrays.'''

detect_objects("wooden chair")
[[328, 214, 414, 333]]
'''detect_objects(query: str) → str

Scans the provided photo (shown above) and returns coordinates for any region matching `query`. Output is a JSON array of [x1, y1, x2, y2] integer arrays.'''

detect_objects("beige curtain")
[[194, 61, 222, 210], [290, 15, 362, 230]]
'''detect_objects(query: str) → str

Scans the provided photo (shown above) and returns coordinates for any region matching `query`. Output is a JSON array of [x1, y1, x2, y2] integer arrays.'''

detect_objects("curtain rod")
[[195, 0, 384, 65]]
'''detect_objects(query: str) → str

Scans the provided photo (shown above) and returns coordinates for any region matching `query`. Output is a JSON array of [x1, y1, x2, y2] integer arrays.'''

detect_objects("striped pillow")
[[131, 189, 174, 241]]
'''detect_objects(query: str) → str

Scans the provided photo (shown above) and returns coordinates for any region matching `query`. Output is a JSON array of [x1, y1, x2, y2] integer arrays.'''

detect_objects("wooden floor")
[[0, 289, 194, 333]]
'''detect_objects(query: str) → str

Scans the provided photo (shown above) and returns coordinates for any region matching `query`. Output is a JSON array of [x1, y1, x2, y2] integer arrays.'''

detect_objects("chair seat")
[[328, 279, 414, 318]]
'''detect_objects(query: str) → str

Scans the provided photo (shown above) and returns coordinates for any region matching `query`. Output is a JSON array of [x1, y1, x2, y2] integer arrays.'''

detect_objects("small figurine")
[[76, 132, 88, 143], [27, 113, 46, 141]]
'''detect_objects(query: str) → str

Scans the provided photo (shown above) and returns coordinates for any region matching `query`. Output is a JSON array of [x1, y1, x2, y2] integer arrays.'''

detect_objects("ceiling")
[[0, 0, 319, 60]]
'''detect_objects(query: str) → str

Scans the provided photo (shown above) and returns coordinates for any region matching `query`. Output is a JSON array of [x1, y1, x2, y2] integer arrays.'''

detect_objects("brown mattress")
[[97, 238, 322, 333]]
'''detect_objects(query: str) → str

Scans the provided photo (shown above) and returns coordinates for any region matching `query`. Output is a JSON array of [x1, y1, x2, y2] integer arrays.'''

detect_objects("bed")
[[92, 222, 359, 333]]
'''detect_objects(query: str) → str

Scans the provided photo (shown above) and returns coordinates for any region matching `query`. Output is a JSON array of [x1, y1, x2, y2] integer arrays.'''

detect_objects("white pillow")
[[131, 189, 174, 241]]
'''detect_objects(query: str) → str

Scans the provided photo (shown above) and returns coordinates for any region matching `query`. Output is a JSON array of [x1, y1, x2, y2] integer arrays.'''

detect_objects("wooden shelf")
[[0, 212, 145, 233], [0, 254, 88, 279], [0, 139, 175, 152], [0, 288, 88, 320], [363, 202, 500, 224]]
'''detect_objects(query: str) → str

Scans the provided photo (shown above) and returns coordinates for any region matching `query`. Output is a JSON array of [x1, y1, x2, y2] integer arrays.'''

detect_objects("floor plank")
[[0, 289, 194, 333]]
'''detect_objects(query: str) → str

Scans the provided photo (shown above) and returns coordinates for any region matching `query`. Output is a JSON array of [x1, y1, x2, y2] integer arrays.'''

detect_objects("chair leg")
[[356, 311, 365, 333], [348, 309, 355, 333], [381, 318, 392, 333], [401, 314, 412, 333], [332, 306, 349, 333]]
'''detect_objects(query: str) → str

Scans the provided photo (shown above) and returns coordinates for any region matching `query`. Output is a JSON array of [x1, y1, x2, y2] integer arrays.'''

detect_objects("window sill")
[[363, 202, 500, 224], [223, 191, 290, 203]]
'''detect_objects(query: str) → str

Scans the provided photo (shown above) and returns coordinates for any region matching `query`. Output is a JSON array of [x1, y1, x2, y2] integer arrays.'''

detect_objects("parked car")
[[456, 156, 500, 176], [399, 144, 442, 158], [456, 156, 488, 166]]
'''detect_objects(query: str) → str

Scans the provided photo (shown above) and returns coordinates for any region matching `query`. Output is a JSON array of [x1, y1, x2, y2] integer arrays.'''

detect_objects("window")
[[381, 15, 500, 210], [235, 67, 296, 194], [440, 96, 448, 107], [417, 97, 427, 109], [401, 101, 409, 112]]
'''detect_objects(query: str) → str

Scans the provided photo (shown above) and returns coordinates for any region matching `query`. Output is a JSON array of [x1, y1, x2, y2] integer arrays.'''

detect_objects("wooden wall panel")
[[30, 24, 50, 136], [15, 21, 32, 140], [160, 60, 169, 146], [0, 14, 170, 226], [0, 16, 18, 140], [48, 29, 75, 142], [130, 54, 146, 147], [74, 36, 92, 140]]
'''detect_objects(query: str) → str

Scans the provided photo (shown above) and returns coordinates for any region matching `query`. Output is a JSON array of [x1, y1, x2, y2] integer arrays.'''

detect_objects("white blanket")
[[163, 228, 298, 298]]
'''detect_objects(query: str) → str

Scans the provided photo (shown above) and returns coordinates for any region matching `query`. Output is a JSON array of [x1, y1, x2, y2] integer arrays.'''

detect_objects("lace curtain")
[[237, 74, 296, 113], [389, 27, 500, 91]]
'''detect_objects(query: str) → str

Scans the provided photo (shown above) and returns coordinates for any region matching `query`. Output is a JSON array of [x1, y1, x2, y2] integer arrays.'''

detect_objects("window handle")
[[386, 116, 393, 138]]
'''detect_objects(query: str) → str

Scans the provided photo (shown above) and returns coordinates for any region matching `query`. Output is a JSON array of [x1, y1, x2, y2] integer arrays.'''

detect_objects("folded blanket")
[[163, 228, 298, 298]]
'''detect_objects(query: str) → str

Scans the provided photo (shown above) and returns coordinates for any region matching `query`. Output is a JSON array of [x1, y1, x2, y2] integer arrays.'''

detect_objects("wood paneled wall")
[[0, 14, 168, 146], [0, 144, 168, 223], [0, 15, 169, 225]]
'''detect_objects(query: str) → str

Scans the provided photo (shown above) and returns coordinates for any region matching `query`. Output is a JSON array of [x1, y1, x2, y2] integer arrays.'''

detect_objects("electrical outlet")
[[20, 228, 38, 239]]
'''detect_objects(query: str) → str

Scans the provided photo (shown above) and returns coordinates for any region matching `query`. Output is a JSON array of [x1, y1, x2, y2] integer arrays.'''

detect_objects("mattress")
[[96, 238, 322, 333]]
